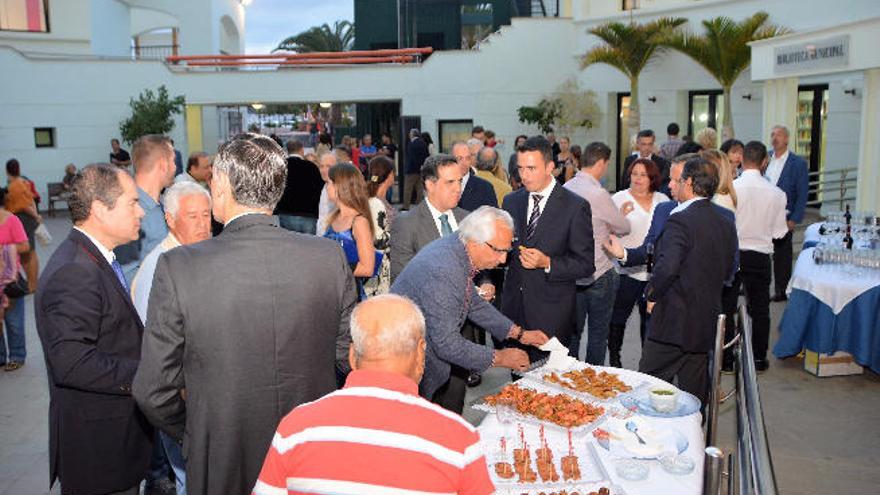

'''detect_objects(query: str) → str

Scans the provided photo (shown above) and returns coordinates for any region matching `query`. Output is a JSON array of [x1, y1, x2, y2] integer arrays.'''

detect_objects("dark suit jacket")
[[623, 200, 739, 280], [405, 137, 429, 175], [771, 151, 809, 223], [389, 199, 468, 281], [645, 200, 737, 353], [391, 235, 514, 398], [132, 214, 358, 495], [459, 172, 498, 211], [621, 154, 671, 194], [501, 184, 595, 354], [274, 155, 324, 218], [35, 229, 153, 494]]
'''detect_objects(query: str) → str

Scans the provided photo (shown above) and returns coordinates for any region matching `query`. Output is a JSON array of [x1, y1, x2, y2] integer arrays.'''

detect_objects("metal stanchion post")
[[706, 314, 726, 446], [703, 446, 725, 495]]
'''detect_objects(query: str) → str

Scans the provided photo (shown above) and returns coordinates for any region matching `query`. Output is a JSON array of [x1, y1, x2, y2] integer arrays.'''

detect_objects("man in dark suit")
[[274, 139, 324, 234], [36, 164, 153, 495], [390, 154, 468, 281], [621, 129, 671, 194], [766, 125, 809, 301], [403, 128, 429, 210], [502, 136, 595, 361], [640, 156, 737, 406], [453, 140, 498, 211], [133, 134, 358, 495]]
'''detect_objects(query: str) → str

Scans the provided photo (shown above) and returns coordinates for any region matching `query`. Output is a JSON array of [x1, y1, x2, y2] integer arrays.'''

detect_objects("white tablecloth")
[[787, 248, 880, 314], [477, 366, 704, 495], [803, 222, 822, 246]]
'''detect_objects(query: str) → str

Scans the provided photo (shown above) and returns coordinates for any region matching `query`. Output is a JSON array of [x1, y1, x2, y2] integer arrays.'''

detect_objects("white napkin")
[[539, 337, 579, 371]]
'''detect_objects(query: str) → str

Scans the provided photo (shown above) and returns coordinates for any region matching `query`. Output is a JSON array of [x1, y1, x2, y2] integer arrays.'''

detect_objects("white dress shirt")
[[670, 196, 706, 215], [131, 233, 181, 324], [460, 170, 471, 194], [74, 227, 115, 265], [529, 178, 557, 219], [611, 190, 669, 281], [316, 184, 335, 235], [765, 149, 788, 186], [425, 197, 459, 235], [733, 169, 789, 254]]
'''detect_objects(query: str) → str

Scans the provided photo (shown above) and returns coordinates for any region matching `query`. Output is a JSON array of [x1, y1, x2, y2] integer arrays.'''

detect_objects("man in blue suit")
[[453, 141, 498, 211], [765, 125, 809, 301]]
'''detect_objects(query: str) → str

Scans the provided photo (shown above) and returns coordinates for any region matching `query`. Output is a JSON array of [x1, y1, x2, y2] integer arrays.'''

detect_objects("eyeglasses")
[[485, 241, 513, 254]]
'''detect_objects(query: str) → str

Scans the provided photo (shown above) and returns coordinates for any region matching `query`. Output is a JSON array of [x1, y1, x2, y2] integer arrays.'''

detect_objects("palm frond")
[[274, 20, 354, 53]]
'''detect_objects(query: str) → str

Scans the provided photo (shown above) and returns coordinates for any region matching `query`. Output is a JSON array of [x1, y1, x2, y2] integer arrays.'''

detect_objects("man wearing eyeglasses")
[[391, 206, 549, 414]]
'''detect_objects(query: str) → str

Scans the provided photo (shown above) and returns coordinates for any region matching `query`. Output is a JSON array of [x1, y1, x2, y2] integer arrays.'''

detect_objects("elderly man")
[[392, 206, 549, 413], [316, 151, 338, 235], [175, 152, 212, 188], [475, 146, 512, 207], [129, 181, 211, 495], [35, 164, 152, 495], [114, 134, 177, 282], [766, 125, 809, 302], [133, 133, 358, 495], [641, 157, 737, 405], [453, 140, 497, 211], [252, 294, 495, 495]]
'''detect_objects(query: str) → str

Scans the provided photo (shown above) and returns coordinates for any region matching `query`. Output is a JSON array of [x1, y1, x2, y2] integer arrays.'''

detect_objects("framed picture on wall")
[[438, 120, 473, 154]]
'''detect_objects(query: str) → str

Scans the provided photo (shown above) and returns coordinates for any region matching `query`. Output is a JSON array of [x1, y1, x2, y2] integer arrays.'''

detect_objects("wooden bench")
[[47, 182, 67, 217]]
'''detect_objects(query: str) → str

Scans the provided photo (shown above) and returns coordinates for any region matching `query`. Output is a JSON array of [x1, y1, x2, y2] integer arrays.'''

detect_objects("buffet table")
[[773, 247, 880, 373], [476, 366, 704, 495]]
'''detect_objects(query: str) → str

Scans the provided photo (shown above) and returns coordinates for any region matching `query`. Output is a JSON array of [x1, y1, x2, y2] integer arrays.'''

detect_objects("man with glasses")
[[391, 206, 549, 414]]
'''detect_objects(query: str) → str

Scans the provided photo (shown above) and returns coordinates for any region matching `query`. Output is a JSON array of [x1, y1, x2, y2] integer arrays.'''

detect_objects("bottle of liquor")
[[844, 224, 854, 250], [845, 204, 852, 226], [646, 242, 654, 274]]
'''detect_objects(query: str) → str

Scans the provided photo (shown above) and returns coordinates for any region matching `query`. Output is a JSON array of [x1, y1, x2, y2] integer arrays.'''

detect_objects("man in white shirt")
[[316, 152, 338, 235], [732, 141, 789, 371]]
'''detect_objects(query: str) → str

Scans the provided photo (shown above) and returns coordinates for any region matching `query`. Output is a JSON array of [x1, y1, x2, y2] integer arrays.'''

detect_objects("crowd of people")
[[0, 116, 809, 494]]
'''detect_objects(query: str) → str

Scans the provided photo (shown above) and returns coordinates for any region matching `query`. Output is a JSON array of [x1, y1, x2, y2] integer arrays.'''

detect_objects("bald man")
[[253, 295, 494, 495]]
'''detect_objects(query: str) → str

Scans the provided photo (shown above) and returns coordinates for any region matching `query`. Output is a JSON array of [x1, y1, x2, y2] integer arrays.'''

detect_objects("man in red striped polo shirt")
[[252, 294, 495, 495]]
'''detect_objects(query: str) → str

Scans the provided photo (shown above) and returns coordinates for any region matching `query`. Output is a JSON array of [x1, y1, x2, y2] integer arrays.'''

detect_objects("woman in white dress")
[[608, 158, 670, 368]]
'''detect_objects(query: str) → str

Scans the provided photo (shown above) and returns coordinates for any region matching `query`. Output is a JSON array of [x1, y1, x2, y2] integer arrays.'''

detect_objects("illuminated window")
[[1, 0, 49, 32]]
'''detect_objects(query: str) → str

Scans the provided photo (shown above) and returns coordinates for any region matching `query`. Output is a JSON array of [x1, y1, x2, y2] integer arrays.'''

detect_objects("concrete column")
[[761, 77, 798, 142], [856, 68, 880, 212]]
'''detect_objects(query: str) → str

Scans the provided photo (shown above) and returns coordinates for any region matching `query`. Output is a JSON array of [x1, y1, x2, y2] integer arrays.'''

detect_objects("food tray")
[[486, 431, 610, 488], [492, 484, 627, 495], [518, 364, 643, 404], [473, 385, 607, 436]]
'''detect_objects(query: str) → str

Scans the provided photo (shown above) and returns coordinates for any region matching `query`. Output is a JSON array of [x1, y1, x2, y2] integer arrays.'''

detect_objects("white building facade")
[[2, 0, 879, 210]]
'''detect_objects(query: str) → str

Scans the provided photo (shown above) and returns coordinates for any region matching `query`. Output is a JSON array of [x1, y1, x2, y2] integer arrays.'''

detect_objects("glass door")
[[688, 90, 724, 146], [796, 84, 829, 203]]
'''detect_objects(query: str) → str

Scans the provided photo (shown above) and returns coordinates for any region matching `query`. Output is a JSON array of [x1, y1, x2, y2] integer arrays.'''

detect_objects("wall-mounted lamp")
[[742, 93, 752, 100], [842, 79, 859, 97], [647, 94, 657, 103]]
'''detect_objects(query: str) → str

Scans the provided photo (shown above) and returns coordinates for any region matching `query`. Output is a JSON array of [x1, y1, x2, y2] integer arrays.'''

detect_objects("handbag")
[[4, 269, 28, 298], [35, 223, 52, 247]]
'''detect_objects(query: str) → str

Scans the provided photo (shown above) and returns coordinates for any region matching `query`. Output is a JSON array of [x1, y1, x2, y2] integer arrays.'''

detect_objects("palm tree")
[[274, 20, 354, 53], [663, 12, 788, 140], [581, 18, 687, 149]]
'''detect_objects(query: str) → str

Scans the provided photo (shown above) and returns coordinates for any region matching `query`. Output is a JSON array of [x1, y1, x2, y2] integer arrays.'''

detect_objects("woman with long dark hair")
[[364, 156, 395, 297], [324, 163, 376, 300]]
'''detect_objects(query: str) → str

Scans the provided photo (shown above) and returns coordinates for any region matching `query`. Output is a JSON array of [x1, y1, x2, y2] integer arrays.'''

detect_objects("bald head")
[[348, 295, 426, 382]]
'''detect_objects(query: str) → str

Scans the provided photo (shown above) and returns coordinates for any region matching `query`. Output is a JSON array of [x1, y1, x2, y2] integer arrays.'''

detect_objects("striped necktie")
[[526, 194, 543, 240]]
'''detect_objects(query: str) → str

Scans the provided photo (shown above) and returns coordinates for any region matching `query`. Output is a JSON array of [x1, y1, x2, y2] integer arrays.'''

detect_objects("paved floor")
[[1, 214, 878, 494]]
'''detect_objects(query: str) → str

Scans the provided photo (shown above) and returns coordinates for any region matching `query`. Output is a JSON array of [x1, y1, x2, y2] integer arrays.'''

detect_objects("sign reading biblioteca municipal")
[[774, 35, 849, 74]]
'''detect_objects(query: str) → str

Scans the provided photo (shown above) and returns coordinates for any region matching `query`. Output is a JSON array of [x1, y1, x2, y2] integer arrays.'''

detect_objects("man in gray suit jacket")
[[133, 134, 358, 495], [392, 206, 549, 413], [390, 154, 468, 281]]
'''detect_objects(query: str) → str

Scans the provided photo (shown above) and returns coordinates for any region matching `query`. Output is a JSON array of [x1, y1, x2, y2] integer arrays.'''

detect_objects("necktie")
[[110, 259, 129, 293], [439, 213, 453, 236], [526, 194, 543, 240]]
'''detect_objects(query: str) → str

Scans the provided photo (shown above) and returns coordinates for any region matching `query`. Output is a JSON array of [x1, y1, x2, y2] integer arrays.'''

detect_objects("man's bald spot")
[[351, 295, 425, 361]]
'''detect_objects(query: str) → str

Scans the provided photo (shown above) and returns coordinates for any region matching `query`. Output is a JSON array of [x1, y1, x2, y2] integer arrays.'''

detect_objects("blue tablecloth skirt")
[[774, 287, 880, 373]]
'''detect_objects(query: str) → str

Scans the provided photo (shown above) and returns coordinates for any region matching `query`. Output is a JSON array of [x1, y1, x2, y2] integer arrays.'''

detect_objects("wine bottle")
[[844, 224, 854, 250], [845, 204, 852, 226], [646, 242, 654, 274]]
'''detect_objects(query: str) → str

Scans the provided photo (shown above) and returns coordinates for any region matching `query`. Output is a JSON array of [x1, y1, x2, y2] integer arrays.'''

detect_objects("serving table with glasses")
[[475, 364, 705, 495], [773, 211, 880, 374]]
